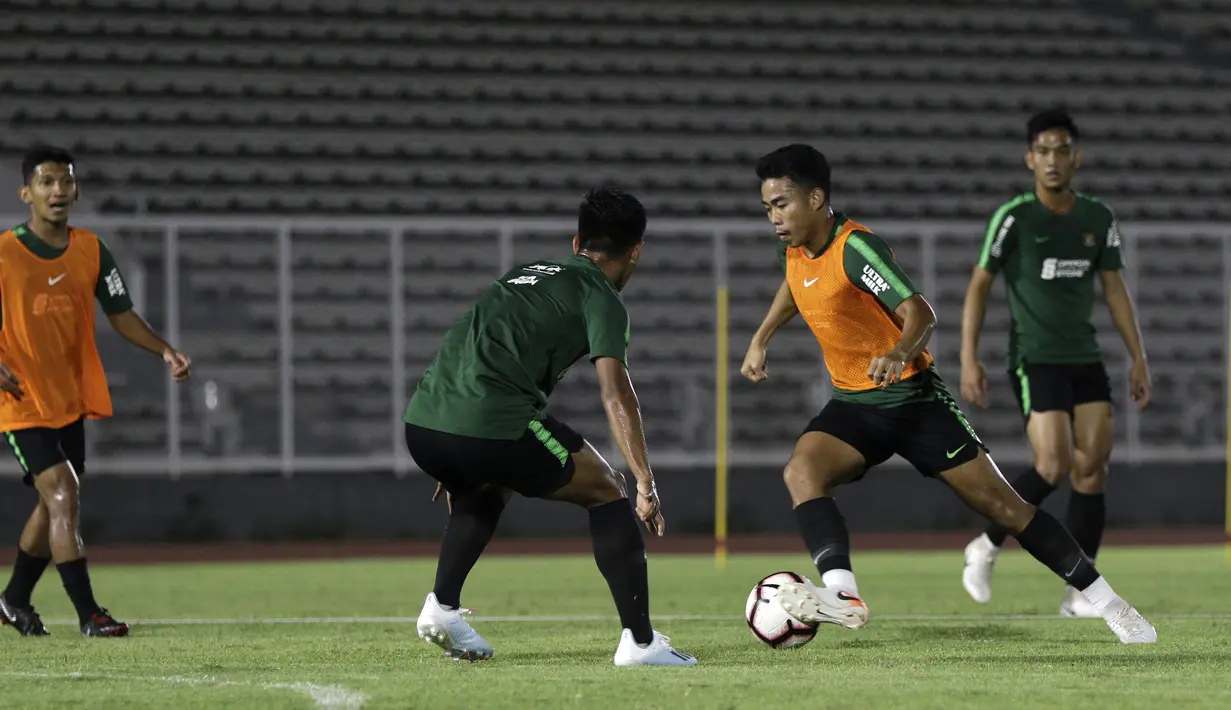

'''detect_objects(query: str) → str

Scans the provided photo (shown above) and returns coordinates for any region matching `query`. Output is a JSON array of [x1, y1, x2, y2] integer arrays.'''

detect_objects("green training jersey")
[[404, 254, 630, 440], [775, 214, 952, 408], [977, 192, 1122, 369]]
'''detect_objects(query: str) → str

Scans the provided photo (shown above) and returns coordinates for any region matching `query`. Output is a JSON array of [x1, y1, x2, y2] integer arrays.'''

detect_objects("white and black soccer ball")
[[745, 571, 820, 648]]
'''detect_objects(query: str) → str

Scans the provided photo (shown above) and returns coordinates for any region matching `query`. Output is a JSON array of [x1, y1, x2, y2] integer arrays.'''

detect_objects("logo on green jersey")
[[1040, 257, 1091, 281], [507, 275, 539, 285], [1034, 235, 1050, 243]]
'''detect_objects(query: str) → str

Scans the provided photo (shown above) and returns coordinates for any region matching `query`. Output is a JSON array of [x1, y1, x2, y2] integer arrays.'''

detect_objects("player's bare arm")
[[106, 310, 192, 382], [595, 356, 663, 536], [742, 278, 799, 382], [868, 294, 936, 387], [1099, 269, 1151, 410], [959, 266, 996, 407], [0, 361, 22, 400]]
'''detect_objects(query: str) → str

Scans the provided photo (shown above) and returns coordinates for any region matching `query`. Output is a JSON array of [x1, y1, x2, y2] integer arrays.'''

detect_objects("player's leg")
[[773, 402, 887, 630], [405, 423, 502, 661], [1060, 368, 1114, 618], [543, 434, 695, 666], [431, 484, 513, 610], [964, 365, 1071, 602], [941, 452, 1155, 643], [0, 501, 52, 636], [0, 428, 60, 636]]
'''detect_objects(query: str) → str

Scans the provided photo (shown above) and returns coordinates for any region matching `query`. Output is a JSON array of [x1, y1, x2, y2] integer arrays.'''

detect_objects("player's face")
[[761, 178, 825, 248], [1026, 129, 1080, 191], [20, 163, 77, 224]]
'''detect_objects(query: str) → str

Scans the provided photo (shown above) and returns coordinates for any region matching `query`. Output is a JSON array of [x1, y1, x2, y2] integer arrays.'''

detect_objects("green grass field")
[[0, 545, 1228, 709]]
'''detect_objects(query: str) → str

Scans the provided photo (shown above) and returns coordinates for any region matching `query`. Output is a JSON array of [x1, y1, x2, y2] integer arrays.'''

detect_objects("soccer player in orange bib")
[[741, 144, 1155, 644], [0, 146, 192, 637]]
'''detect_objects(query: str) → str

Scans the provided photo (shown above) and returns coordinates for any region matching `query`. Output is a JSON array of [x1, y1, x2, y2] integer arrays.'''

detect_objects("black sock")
[[1013, 510, 1099, 590], [1066, 491, 1106, 560], [588, 500, 652, 645], [432, 488, 506, 609], [3, 548, 51, 608], [794, 497, 852, 576], [986, 468, 1057, 546], [56, 558, 101, 625]]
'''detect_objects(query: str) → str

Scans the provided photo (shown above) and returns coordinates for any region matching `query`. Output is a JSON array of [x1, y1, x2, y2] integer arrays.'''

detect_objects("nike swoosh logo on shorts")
[[804, 277, 819, 287], [946, 444, 968, 459]]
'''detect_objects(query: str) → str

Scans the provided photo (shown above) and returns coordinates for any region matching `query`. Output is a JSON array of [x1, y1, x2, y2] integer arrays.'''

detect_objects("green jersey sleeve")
[[95, 238, 135, 314], [843, 232, 919, 311], [1096, 212, 1124, 271], [977, 201, 1022, 274], [776, 240, 788, 273], [583, 287, 630, 366]]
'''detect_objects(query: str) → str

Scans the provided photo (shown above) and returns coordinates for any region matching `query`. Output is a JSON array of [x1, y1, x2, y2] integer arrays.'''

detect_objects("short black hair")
[[22, 145, 75, 184], [576, 187, 646, 257], [755, 144, 832, 199], [1027, 108, 1079, 145]]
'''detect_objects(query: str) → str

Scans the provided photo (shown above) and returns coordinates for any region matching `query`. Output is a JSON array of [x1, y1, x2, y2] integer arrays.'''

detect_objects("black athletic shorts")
[[1008, 362, 1112, 420], [404, 415, 585, 498], [3, 418, 86, 487], [804, 391, 985, 478]]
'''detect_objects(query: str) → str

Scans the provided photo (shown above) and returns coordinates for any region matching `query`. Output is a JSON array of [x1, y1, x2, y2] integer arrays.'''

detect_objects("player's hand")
[[1129, 358, 1152, 411], [960, 360, 990, 409], [431, 482, 454, 514], [741, 341, 769, 383], [163, 348, 192, 382], [868, 351, 907, 387], [0, 361, 22, 400], [635, 480, 665, 537]]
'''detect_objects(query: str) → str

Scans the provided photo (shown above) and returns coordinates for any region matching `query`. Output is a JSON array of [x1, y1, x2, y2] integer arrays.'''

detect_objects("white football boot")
[[775, 581, 870, 629], [1059, 585, 1102, 618], [1101, 599, 1158, 644], [613, 629, 697, 666], [416, 593, 494, 662], [962, 534, 998, 604]]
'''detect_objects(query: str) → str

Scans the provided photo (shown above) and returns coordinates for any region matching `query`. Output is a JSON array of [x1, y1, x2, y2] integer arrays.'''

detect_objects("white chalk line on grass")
[[0, 671, 367, 709], [39, 612, 1231, 626]]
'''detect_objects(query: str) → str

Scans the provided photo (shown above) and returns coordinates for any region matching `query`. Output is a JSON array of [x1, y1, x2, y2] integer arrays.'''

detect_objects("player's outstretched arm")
[[868, 294, 936, 387], [595, 356, 663, 536], [959, 266, 996, 407], [1100, 269, 1151, 410], [107, 310, 192, 382], [741, 278, 798, 382]]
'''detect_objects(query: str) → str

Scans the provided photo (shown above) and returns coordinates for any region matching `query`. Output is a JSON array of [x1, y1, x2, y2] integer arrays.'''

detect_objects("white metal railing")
[[0, 215, 1226, 477]]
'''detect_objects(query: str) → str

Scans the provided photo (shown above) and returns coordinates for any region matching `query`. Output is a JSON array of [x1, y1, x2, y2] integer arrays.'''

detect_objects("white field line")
[[39, 612, 1231, 626], [0, 671, 367, 709]]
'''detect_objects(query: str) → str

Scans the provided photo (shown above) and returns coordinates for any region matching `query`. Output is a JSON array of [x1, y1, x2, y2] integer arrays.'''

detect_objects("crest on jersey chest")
[[1083, 232, 1096, 248]]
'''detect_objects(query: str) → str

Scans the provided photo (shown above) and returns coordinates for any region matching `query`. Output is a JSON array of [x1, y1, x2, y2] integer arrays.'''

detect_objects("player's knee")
[[1033, 452, 1072, 484], [1070, 455, 1109, 494], [782, 459, 828, 501]]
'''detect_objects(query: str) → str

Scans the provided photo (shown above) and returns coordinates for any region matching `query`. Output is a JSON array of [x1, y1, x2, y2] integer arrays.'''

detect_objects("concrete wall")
[[0, 464, 1221, 544]]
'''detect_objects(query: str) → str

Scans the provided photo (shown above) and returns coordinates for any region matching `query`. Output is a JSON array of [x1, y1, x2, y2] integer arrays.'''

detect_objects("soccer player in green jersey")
[[403, 188, 695, 666], [958, 109, 1152, 616]]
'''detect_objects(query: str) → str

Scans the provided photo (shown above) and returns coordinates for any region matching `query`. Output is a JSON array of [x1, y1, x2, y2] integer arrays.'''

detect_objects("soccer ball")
[[745, 571, 819, 648]]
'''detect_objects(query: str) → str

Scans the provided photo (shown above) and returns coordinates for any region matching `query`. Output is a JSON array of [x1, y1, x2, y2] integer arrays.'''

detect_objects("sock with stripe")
[[432, 487, 507, 609], [794, 497, 858, 595], [1012, 509, 1100, 591], [588, 500, 653, 646], [985, 468, 1057, 547]]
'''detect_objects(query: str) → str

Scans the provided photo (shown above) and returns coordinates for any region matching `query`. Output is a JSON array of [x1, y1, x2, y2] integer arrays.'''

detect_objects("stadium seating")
[[1, 0, 1225, 463]]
